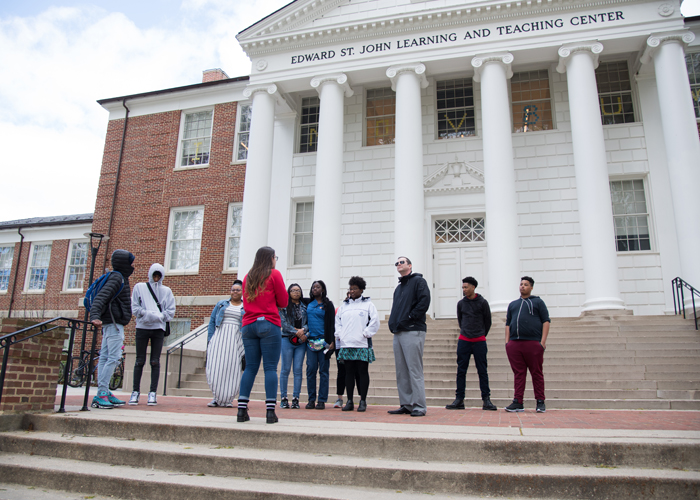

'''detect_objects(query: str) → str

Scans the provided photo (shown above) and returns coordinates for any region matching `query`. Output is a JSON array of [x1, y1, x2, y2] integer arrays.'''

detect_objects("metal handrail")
[[162, 324, 208, 395], [0, 317, 98, 413], [671, 277, 699, 330]]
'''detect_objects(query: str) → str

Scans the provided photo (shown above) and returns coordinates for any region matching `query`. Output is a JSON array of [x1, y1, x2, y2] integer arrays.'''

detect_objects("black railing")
[[0, 317, 99, 413], [162, 324, 207, 396], [672, 277, 699, 330]]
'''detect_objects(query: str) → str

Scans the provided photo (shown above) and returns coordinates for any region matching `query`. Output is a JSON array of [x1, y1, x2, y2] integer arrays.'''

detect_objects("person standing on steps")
[[279, 283, 308, 410], [129, 263, 176, 406], [238, 247, 288, 424], [387, 256, 431, 417], [446, 277, 497, 411], [89, 249, 135, 409], [504, 276, 550, 413], [305, 280, 335, 410]]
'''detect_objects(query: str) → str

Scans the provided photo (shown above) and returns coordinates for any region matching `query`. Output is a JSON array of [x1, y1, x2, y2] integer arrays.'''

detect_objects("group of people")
[[87, 247, 551, 420]]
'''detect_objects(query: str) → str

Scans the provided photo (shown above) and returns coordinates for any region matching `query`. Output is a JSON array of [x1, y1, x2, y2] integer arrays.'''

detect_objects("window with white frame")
[[166, 207, 204, 272], [64, 240, 88, 291], [225, 203, 243, 271], [436, 79, 476, 139], [610, 180, 651, 252], [686, 52, 700, 136], [511, 70, 554, 133], [179, 110, 213, 167], [0, 246, 14, 292], [235, 103, 252, 161], [299, 97, 320, 153], [293, 202, 314, 265], [25, 243, 52, 291], [434, 218, 485, 244], [366, 88, 396, 146], [595, 61, 635, 125]]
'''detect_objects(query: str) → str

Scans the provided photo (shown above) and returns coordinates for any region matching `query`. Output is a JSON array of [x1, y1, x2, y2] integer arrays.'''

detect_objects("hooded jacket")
[[457, 294, 492, 339], [131, 263, 176, 331], [388, 272, 431, 333], [334, 296, 380, 349], [506, 295, 551, 342], [89, 249, 134, 326]]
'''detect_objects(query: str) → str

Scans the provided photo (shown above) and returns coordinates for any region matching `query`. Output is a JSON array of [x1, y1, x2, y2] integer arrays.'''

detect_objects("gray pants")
[[393, 330, 427, 414]]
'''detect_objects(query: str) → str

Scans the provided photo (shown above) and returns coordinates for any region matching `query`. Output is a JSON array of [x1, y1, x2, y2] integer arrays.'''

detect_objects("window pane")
[[293, 202, 314, 265], [167, 319, 192, 344], [0, 246, 14, 292], [299, 97, 320, 153], [28, 244, 51, 290], [437, 79, 476, 139], [610, 180, 650, 252], [686, 53, 700, 119], [180, 111, 213, 166], [228, 205, 243, 269], [596, 62, 635, 125], [169, 209, 203, 271], [237, 104, 252, 160], [66, 242, 88, 290], [511, 70, 554, 133], [366, 88, 396, 145]]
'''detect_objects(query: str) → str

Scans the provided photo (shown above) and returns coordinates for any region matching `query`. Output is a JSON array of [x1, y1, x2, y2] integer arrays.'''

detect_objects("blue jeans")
[[306, 348, 329, 403], [280, 339, 306, 399], [97, 323, 124, 394], [239, 318, 281, 401]]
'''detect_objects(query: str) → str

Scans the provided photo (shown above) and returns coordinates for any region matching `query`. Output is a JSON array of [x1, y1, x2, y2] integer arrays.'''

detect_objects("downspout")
[[102, 98, 130, 270], [7, 228, 25, 319]]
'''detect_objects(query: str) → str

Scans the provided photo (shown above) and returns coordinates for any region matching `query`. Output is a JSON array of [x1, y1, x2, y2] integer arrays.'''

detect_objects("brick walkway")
[[57, 394, 700, 431]]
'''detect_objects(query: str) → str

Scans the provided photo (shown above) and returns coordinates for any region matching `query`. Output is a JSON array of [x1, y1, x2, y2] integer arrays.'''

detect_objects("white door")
[[433, 247, 489, 319]]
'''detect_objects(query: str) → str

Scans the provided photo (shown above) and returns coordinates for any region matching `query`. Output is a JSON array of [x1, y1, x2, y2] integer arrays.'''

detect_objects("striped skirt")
[[206, 322, 244, 404]]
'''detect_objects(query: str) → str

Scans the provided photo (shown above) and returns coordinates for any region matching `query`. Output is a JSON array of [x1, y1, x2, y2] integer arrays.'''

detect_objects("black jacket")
[[457, 294, 492, 339], [506, 296, 550, 341], [89, 249, 134, 326], [388, 272, 431, 333]]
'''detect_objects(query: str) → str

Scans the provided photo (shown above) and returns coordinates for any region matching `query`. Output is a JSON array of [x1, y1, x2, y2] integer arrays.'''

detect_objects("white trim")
[[609, 174, 655, 254], [0, 223, 92, 245], [23, 241, 52, 293], [62, 239, 89, 292], [223, 202, 243, 272], [233, 101, 252, 163], [164, 206, 205, 275], [0, 244, 14, 294], [289, 198, 314, 268], [174, 107, 215, 171]]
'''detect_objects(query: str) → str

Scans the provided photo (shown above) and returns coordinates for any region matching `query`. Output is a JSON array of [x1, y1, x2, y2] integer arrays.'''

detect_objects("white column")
[[471, 53, 520, 313], [310, 74, 353, 303], [238, 84, 279, 275], [557, 42, 624, 311], [387, 63, 428, 272], [641, 31, 700, 288]]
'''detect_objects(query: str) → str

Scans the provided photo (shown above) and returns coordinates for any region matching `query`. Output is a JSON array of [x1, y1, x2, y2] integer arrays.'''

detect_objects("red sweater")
[[242, 269, 288, 327]]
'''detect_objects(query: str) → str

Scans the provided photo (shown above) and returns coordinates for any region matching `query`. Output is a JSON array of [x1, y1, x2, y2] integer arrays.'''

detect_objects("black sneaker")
[[536, 400, 546, 413], [291, 398, 300, 409], [445, 399, 465, 410], [505, 399, 524, 412], [482, 399, 497, 411], [280, 398, 290, 409], [316, 402, 325, 410], [305, 401, 315, 409]]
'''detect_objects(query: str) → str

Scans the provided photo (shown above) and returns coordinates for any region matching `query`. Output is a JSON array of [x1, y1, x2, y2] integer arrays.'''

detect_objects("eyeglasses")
[[395, 260, 407, 266], [274, 256, 279, 261]]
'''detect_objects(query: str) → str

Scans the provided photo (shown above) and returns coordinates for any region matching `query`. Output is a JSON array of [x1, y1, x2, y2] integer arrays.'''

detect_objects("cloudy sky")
[[1, 0, 699, 222]]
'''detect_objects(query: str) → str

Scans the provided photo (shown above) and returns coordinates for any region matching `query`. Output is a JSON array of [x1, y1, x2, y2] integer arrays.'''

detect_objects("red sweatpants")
[[506, 340, 545, 403]]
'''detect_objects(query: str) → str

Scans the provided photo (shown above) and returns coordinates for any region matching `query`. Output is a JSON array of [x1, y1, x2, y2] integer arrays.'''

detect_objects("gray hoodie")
[[131, 263, 176, 331]]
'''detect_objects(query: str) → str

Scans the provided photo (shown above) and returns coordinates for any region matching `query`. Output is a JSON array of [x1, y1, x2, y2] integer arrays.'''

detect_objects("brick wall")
[[89, 101, 245, 345], [0, 318, 66, 412]]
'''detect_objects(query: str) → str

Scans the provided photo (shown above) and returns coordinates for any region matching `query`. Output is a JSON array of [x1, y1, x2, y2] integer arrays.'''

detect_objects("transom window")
[[511, 70, 553, 133], [595, 61, 635, 125], [180, 110, 213, 166], [225, 203, 243, 270], [236, 104, 252, 161], [366, 88, 396, 146], [293, 202, 314, 265], [610, 180, 650, 252], [686, 52, 700, 120], [434, 218, 485, 244], [64, 240, 88, 291], [167, 207, 204, 272], [299, 97, 320, 153], [436, 79, 476, 139], [26, 243, 52, 291], [0, 246, 14, 292]]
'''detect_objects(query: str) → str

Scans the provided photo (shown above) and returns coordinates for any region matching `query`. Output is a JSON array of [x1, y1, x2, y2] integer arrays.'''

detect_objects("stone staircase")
[[169, 314, 700, 410], [0, 411, 698, 499]]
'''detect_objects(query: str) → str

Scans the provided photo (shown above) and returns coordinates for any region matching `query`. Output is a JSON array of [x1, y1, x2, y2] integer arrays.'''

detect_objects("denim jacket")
[[279, 303, 308, 338], [208, 299, 244, 342]]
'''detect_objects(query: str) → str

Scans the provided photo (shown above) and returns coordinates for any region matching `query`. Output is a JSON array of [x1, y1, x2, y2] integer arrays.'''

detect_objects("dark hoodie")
[[388, 272, 431, 333], [457, 294, 492, 339], [89, 249, 135, 326]]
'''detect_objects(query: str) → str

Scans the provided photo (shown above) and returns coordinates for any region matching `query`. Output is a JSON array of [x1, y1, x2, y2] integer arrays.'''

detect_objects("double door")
[[432, 246, 489, 319]]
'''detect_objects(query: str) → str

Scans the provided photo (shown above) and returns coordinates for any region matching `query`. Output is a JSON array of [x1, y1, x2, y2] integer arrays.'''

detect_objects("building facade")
[[92, 0, 699, 325]]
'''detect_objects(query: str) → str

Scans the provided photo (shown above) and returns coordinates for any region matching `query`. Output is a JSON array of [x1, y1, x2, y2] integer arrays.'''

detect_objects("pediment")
[[424, 157, 484, 193]]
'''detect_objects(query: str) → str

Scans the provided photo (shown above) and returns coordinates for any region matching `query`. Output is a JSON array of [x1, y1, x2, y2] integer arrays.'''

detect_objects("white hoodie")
[[334, 296, 380, 349], [131, 263, 176, 330]]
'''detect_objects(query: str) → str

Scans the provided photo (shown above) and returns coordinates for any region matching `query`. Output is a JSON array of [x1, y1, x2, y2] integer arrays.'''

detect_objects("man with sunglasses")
[[387, 256, 431, 417]]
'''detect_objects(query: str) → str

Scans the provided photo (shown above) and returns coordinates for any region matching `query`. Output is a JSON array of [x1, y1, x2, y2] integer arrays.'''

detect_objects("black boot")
[[342, 400, 354, 411], [482, 398, 497, 411], [237, 408, 250, 422], [357, 400, 367, 412], [445, 399, 465, 410], [266, 409, 278, 424]]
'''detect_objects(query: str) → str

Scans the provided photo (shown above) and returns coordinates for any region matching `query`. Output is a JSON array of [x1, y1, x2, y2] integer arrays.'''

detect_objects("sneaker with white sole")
[[91, 391, 113, 409], [107, 391, 125, 406], [147, 392, 157, 406], [505, 399, 524, 412], [207, 399, 218, 407], [333, 398, 343, 408], [128, 391, 140, 405], [536, 399, 546, 413]]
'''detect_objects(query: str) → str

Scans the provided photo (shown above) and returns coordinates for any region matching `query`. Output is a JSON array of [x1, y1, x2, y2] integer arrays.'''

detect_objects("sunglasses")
[[395, 260, 407, 266]]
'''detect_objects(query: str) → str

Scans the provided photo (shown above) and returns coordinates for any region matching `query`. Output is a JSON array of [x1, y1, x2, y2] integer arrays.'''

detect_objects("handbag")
[[146, 282, 171, 337]]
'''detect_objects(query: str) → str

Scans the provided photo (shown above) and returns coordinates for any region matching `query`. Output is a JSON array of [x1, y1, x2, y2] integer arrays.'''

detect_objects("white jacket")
[[131, 263, 176, 330], [334, 296, 379, 349]]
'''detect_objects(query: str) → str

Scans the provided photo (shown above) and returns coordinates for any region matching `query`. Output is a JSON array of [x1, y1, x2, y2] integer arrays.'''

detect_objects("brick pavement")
[[56, 394, 700, 431]]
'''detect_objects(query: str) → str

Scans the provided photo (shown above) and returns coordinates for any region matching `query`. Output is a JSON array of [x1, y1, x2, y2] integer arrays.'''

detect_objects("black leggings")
[[344, 360, 370, 402], [133, 328, 165, 393], [335, 351, 360, 397]]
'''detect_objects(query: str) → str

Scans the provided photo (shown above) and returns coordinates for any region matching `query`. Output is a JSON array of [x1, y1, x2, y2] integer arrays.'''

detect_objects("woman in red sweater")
[[237, 246, 288, 424]]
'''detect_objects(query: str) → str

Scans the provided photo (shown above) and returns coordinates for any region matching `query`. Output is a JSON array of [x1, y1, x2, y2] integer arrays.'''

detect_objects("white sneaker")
[[207, 399, 219, 407], [147, 392, 157, 406], [128, 391, 139, 405]]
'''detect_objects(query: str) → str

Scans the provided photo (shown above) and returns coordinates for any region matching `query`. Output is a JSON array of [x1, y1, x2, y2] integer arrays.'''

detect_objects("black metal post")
[[0, 336, 12, 406], [177, 349, 184, 389], [163, 351, 169, 396], [56, 321, 79, 413], [79, 234, 106, 355], [81, 324, 99, 411]]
